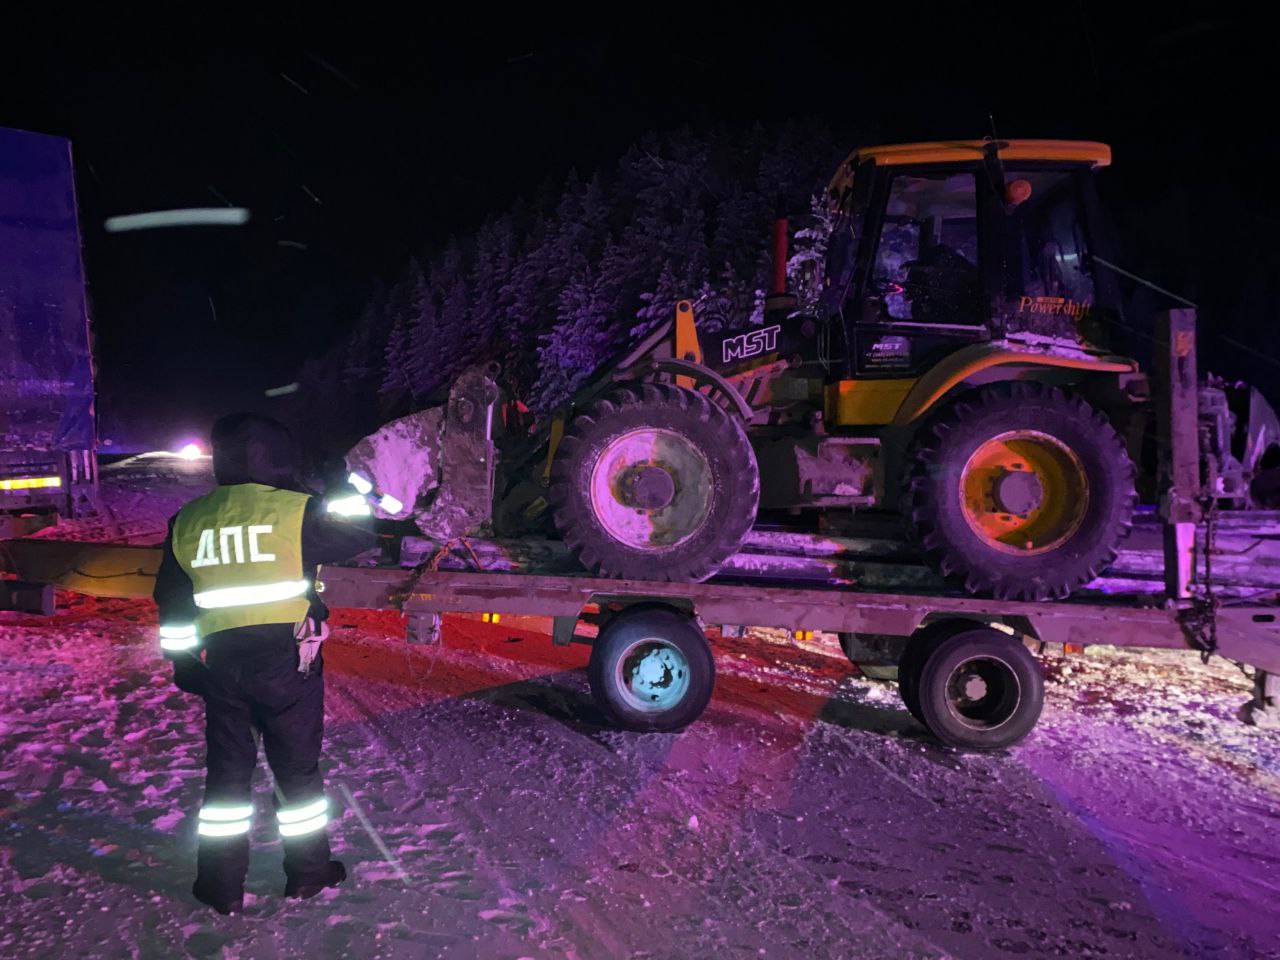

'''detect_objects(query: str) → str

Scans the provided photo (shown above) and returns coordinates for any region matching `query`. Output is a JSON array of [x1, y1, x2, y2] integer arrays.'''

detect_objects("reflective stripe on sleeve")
[[326, 494, 371, 517], [159, 623, 199, 651]]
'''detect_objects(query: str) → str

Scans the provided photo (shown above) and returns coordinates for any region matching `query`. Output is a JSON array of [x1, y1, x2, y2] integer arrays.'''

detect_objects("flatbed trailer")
[[308, 542, 1279, 749]]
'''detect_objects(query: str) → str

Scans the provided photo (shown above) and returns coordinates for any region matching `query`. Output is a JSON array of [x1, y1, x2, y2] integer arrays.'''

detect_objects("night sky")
[[2, 11, 1276, 448]]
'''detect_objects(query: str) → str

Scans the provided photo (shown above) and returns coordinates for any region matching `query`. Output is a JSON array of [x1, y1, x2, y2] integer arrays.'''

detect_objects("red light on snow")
[[1064, 643, 1085, 655]]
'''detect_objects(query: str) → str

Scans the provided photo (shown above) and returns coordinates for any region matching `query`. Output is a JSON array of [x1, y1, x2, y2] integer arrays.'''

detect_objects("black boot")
[[284, 859, 346, 900], [192, 880, 244, 915]]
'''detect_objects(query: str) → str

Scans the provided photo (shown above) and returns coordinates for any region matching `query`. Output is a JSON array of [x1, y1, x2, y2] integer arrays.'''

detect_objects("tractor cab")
[[819, 140, 1125, 426]]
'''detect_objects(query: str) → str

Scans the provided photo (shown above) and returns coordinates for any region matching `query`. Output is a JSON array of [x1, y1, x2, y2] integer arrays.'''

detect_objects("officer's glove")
[[295, 617, 330, 676], [171, 654, 208, 697]]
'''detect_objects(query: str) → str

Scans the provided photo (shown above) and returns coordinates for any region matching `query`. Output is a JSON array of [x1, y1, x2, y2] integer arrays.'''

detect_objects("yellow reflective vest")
[[172, 484, 312, 636]]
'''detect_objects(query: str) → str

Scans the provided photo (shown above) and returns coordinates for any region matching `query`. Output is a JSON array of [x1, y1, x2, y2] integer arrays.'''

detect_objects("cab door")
[[851, 165, 993, 381]]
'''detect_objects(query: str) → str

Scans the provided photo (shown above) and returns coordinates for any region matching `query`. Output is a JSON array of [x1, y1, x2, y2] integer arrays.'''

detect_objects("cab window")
[[870, 172, 981, 326], [1000, 169, 1098, 342]]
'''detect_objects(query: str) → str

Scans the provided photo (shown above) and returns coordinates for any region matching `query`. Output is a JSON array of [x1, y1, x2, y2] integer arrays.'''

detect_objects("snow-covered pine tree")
[[497, 212, 555, 392], [426, 240, 471, 395], [344, 278, 389, 387], [378, 262, 420, 415], [378, 317, 412, 414], [468, 215, 516, 382], [531, 259, 619, 410], [789, 189, 837, 309], [401, 260, 440, 402]]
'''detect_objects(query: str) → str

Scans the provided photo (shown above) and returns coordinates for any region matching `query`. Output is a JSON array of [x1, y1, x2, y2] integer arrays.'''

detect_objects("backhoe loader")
[[346, 139, 1280, 601]]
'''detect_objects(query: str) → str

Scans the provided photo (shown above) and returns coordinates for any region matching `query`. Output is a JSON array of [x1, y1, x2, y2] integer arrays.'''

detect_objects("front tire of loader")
[[903, 382, 1135, 601], [549, 384, 759, 581]]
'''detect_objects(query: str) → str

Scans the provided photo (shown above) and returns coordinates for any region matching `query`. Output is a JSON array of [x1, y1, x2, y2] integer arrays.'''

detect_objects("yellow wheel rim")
[[959, 430, 1089, 555]]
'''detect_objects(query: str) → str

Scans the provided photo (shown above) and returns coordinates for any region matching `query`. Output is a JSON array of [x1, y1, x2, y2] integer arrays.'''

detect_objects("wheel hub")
[[636, 651, 671, 686], [618, 640, 692, 712], [618, 465, 676, 510], [992, 469, 1044, 517], [959, 430, 1089, 555], [945, 656, 1020, 730], [590, 427, 714, 549], [961, 673, 989, 701]]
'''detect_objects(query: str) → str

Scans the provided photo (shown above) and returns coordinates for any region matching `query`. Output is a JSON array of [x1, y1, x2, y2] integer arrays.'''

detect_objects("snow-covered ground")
[[2, 464, 1279, 959]]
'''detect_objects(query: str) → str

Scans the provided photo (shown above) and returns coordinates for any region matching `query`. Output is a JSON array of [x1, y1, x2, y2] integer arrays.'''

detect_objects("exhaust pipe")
[[765, 195, 797, 315], [770, 208, 789, 297]]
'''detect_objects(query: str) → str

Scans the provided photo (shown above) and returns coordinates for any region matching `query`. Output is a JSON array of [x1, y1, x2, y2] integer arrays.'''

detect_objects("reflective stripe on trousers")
[[197, 802, 253, 838], [277, 796, 329, 837]]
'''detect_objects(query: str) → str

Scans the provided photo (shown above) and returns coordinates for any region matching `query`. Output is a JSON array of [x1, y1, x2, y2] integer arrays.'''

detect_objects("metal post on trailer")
[[1241, 671, 1279, 729], [1153, 308, 1201, 600], [406, 612, 442, 645]]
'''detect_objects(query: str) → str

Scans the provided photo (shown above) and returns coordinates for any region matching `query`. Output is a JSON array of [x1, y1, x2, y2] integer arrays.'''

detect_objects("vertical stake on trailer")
[[1154, 309, 1201, 599]]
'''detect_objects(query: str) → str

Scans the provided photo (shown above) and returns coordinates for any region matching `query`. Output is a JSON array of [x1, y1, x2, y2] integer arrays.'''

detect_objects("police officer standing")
[[153, 414, 377, 915]]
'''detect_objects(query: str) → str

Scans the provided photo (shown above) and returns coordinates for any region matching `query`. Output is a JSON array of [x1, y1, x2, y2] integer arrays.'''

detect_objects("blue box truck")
[[0, 125, 97, 537]]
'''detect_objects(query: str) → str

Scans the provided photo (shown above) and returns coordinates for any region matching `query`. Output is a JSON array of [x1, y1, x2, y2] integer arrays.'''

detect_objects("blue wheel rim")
[[616, 639, 691, 713]]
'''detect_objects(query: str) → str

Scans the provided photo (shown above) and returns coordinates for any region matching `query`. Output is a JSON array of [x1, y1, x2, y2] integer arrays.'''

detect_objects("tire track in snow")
[[325, 673, 559, 949]]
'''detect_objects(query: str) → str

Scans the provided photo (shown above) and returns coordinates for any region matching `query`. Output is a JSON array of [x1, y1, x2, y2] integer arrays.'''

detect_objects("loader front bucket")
[[345, 366, 501, 540]]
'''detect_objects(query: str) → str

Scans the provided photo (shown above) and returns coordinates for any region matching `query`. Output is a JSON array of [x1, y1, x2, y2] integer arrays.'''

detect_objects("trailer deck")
[[315, 561, 1280, 674]]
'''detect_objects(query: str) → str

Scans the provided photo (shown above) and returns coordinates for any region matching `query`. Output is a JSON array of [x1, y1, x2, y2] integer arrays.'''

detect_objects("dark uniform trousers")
[[196, 635, 331, 900]]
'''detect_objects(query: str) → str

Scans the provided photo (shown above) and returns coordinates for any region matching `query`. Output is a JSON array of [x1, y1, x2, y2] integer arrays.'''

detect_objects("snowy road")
[[2, 465, 1279, 958]]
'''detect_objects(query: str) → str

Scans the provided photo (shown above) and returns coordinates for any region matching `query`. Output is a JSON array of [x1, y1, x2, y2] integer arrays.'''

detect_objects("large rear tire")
[[550, 384, 759, 581], [904, 382, 1135, 601]]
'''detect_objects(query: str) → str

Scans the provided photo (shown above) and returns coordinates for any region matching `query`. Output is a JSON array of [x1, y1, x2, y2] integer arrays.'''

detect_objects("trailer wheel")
[[897, 620, 977, 723], [588, 605, 715, 732], [914, 626, 1044, 751], [550, 384, 759, 581]]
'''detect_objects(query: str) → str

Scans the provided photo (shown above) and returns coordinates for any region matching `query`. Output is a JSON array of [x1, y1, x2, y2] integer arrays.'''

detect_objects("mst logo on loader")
[[721, 324, 780, 364]]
